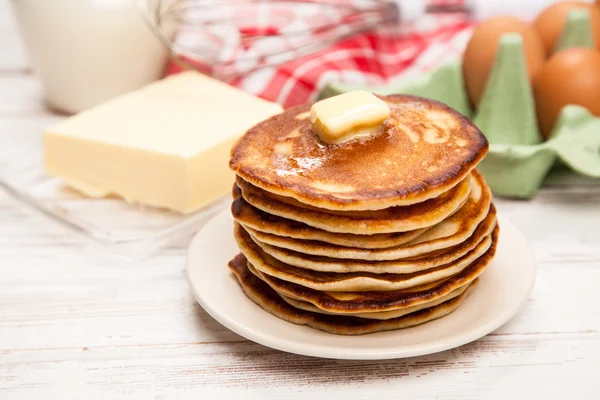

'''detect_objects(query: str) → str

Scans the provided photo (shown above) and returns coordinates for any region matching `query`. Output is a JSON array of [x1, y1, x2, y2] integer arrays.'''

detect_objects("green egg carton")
[[319, 10, 600, 198]]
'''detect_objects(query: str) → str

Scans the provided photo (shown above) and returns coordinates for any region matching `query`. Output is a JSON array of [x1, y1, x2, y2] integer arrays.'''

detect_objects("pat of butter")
[[310, 91, 390, 144], [44, 72, 282, 213]]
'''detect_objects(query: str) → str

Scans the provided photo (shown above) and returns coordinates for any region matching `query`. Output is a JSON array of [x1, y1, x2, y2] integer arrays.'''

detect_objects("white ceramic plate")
[[187, 209, 536, 360]]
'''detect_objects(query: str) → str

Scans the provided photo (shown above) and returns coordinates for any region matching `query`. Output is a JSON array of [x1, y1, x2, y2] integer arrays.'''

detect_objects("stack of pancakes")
[[228, 94, 497, 335]]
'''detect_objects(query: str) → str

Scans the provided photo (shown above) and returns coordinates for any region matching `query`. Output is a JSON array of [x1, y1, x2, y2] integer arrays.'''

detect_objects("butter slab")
[[44, 72, 283, 213]]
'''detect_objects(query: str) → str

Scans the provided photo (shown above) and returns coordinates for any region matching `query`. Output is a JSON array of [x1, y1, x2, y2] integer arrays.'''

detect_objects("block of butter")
[[44, 72, 282, 213], [310, 91, 390, 144]]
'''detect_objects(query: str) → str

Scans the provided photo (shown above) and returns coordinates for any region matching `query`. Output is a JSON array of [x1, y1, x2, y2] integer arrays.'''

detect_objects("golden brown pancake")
[[237, 174, 471, 234], [241, 229, 492, 292], [243, 208, 497, 273], [244, 171, 493, 260], [277, 279, 478, 320], [230, 95, 488, 211], [243, 225, 498, 313], [229, 254, 478, 335], [232, 196, 428, 249]]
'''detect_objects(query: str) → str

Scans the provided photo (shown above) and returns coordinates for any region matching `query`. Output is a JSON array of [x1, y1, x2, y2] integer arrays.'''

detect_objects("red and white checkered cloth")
[[167, 0, 474, 108]]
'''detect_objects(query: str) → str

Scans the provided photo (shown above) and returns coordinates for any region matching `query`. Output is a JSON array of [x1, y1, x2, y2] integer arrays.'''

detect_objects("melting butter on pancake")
[[230, 95, 488, 211], [237, 175, 471, 234], [245, 171, 493, 260], [242, 226, 498, 313], [229, 254, 478, 335], [277, 279, 478, 320], [237, 221, 492, 292], [244, 208, 497, 274], [231, 195, 428, 249]]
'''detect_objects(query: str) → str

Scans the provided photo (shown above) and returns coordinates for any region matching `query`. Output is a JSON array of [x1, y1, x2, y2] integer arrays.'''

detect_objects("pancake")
[[237, 174, 471, 234], [244, 170, 493, 260], [244, 208, 497, 273], [242, 230, 491, 292], [277, 279, 478, 320], [229, 254, 478, 335], [244, 225, 498, 313], [232, 196, 429, 249], [232, 182, 242, 199], [230, 94, 488, 211]]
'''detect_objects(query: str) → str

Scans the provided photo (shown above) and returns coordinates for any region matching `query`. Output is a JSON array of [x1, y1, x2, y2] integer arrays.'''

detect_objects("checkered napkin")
[[167, 0, 473, 108]]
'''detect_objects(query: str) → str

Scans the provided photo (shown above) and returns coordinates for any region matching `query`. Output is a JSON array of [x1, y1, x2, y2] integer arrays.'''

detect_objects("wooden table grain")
[[0, 2, 599, 399]]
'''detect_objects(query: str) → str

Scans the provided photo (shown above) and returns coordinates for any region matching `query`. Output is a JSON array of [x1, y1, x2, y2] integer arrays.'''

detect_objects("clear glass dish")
[[0, 142, 229, 261]]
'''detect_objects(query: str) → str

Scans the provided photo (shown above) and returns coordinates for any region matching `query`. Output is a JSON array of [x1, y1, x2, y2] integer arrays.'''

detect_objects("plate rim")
[[187, 210, 537, 360]]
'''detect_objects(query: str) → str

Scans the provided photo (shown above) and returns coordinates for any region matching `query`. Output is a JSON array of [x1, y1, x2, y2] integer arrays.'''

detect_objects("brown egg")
[[533, 48, 600, 138], [533, 1, 600, 55], [463, 16, 545, 108]]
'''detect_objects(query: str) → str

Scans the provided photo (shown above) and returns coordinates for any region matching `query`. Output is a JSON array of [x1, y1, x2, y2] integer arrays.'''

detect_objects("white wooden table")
[[1, 3, 599, 399]]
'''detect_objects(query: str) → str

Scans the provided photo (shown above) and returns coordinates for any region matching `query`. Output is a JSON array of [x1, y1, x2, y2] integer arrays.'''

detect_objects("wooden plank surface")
[[0, 1, 598, 398]]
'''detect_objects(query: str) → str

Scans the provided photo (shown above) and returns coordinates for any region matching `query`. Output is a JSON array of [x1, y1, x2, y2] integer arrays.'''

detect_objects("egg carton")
[[320, 10, 600, 198]]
